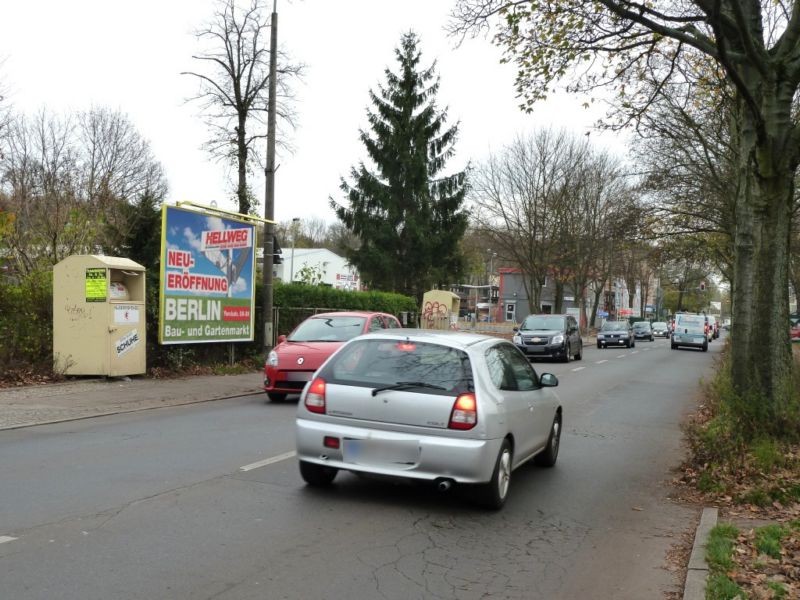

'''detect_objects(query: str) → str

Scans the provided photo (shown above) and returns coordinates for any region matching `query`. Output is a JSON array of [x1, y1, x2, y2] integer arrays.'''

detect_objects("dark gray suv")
[[512, 314, 583, 362]]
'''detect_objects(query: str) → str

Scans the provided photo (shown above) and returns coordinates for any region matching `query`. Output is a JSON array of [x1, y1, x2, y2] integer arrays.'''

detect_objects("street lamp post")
[[289, 217, 300, 282], [487, 249, 497, 322]]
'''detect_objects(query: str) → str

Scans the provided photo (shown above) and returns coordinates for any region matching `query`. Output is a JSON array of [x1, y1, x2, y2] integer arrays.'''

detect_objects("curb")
[[0, 389, 263, 432], [683, 507, 718, 600]]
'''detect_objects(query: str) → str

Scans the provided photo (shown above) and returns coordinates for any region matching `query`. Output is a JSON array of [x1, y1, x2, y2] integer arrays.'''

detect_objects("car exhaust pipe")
[[436, 478, 454, 492]]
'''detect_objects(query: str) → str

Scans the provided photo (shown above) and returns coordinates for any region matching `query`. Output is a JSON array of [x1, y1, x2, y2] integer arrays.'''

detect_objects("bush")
[[0, 271, 53, 371]]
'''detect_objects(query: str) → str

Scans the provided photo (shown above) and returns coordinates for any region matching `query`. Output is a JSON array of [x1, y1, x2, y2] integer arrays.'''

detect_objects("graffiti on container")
[[422, 301, 448, 327]]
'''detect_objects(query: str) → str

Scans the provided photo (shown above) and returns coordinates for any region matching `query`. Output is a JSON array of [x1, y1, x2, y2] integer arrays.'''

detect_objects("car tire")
[[478, 439, 512, 510], [702, 342, 708, 352], [596, 342, 602, 349], [299, 460, 338, 486], [266, 392, 287, 402], [562, 343, 571, 363], [534, 413, 561, 468], [575, 343, 582, 361], [650, 335, 654, 342], [671, 343, 677, 350]]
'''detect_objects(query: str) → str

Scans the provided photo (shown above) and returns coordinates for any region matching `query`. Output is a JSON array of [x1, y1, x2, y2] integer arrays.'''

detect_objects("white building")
[[277, 248, 361, 290]]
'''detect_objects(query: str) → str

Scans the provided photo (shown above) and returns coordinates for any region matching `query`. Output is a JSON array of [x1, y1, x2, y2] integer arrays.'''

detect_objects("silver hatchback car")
[[295, 329, 562, 509]]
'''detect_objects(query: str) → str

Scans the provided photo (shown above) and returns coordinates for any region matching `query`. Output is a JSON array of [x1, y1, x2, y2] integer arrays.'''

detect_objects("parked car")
[[596, 320, 635, 348], [295, 329, 562, 509], [671, 314, 708, 351], [632, 321, 654, 341], [652, 321, 670, 338], [264, 311, 402, 402], [707, 315, 720, 339], [512, 314, 583, 362]]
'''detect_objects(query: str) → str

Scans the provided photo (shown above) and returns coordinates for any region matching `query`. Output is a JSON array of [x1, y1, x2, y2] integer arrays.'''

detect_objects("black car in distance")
[[632, 321, 654, 341], [596, 320, 635, 348]]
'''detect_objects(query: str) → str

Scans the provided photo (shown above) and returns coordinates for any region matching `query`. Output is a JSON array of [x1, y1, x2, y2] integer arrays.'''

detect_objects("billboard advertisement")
[[159, 205, 255, 344]]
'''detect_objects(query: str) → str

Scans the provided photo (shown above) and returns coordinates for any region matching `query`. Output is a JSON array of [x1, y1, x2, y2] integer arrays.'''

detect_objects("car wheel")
[[671, 343, 677, 350], [299, 460, 338, 486], [266, 392, 287, 402], [562, 343, 571, 363], [702, 342, 708, 352], [534, 413, 561, 468], [650, 335, 654, 342], [478, 439, 512, 510], [575, 342, 583, 361], [596, 342, 602, 349]]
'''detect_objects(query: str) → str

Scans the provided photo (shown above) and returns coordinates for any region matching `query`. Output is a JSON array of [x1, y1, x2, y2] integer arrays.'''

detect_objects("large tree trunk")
[[730, 96, 797, 434]]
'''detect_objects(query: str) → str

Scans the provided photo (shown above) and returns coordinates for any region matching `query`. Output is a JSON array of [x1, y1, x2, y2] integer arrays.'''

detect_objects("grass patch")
[[705, 574, 744, 600], [706, 523, 739, 572], [751, 437, 785, 471], [767, 581, 788, 599]]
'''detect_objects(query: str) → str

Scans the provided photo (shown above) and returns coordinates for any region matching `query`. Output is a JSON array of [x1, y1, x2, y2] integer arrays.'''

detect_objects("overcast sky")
[[0, 0, 628, 225]]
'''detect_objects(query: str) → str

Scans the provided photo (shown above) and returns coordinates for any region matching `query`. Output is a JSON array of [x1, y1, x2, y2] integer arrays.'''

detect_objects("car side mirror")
[[277, 334, 287, 344], [540, 373, 558, 387]]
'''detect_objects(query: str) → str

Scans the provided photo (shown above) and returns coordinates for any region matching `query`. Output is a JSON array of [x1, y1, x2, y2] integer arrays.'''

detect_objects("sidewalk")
[[0, 372, 264, 430]]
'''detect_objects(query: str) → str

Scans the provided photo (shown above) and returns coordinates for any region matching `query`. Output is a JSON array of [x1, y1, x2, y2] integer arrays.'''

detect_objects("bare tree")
[[0, 108, 167, 275], [183, 0, 303, 215]]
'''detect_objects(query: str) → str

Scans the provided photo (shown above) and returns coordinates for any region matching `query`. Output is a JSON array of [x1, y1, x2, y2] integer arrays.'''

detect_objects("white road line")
[[240, 451, 297, 472], [616, 354, 626, 359], [631, 350, 639, 354], [571, 366, 585, 372], [0, 536, 18, 544], [596, 359, 608, 364]]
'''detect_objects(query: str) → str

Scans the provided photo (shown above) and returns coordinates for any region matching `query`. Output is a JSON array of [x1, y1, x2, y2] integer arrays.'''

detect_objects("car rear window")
[[676, 315, 704, 326], [319, 339, 473, 394], [289, 316, 366, 342]]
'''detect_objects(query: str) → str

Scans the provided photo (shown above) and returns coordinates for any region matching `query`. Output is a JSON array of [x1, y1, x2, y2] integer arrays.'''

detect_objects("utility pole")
[[289, 217, 300, 282], [261, 0, 278, 352]]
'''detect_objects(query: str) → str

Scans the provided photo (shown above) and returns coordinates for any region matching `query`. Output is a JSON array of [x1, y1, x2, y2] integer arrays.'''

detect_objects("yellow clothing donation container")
[[53, 255, 146, 376]]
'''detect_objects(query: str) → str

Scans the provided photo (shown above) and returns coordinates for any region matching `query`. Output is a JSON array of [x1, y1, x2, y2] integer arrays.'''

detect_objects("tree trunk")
[[554, 280, 564, 314], [236, 115, 249, 215], [730, 97, 797, 434]]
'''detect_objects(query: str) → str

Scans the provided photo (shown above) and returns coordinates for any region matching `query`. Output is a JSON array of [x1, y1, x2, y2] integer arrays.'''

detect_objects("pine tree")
[[330, 32, 468, 300]]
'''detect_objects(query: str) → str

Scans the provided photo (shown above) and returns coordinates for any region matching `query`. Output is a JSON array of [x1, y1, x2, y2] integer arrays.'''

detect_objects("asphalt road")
[[0, 335, 721, 599]]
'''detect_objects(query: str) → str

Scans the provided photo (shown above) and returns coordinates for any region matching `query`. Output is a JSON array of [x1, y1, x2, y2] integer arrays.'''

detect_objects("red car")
[[264, 311, 402, 401]]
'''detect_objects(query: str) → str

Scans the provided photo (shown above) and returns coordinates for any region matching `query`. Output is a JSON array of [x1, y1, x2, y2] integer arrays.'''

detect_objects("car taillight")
[[449, 393, 477, 430], [305, 377, 326, 414]]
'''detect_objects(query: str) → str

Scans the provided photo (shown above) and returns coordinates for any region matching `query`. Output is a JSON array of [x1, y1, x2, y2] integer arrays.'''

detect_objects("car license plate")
[[286, 371, 312, 382], [343, 439, 419, 467]]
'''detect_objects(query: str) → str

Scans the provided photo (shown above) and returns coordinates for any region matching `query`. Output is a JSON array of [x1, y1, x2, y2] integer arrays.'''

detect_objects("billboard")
[[159, 205, 255, 344]]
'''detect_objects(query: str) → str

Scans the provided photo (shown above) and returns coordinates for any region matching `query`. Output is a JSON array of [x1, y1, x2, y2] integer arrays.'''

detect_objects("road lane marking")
[[0, 536, 17, 544], [616, 354, 626, 358], [571, 366, 585, 372], [240, 451, 296, 472], [596, 360, 608, 364], [631, 350, 639, 354]]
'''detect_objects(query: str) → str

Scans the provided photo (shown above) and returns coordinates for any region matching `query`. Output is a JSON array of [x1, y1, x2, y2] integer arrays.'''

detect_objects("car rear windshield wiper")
[[371, 381, 447, 396]]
